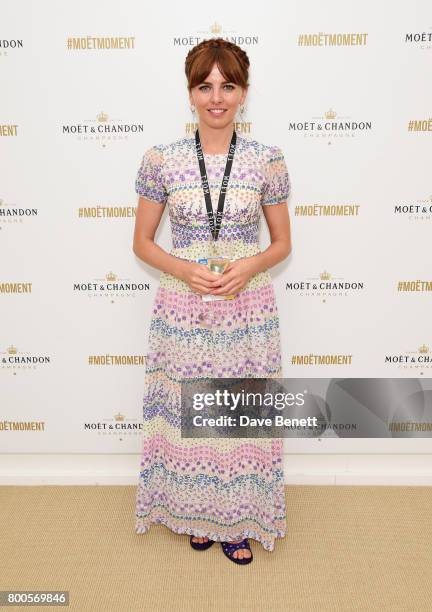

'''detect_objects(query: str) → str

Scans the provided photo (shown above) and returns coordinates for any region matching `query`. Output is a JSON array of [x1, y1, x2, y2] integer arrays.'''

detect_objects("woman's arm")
[[209, 202, 292, 296], [132, 196, 187, 279], [249, 201, 292, 274], [132, 196, 222, 294]]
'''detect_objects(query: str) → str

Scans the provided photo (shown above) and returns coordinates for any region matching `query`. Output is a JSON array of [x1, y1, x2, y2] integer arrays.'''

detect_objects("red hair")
[[185, 38, 250, 91]]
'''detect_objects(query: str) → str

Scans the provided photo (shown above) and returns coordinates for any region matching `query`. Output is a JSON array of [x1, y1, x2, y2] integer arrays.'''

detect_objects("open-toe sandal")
[[221, 538, 253, 565], [189, 535, 215, 550]]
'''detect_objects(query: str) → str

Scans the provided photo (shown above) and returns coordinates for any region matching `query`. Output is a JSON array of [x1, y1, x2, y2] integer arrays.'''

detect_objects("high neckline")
[[191, 133, 241, 156]]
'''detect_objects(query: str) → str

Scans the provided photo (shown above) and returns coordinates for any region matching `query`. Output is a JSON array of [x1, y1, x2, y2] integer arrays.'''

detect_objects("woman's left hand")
[[208, 257, 258, 296]]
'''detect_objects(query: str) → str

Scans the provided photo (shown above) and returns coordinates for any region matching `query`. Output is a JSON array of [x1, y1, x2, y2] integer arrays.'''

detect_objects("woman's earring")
[[190, 104, 197, 127], [239, 104, 246, 122]]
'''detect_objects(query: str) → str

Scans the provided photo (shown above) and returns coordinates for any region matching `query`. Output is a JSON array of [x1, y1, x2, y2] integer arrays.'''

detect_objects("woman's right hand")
[[179, 262, 222, 295]]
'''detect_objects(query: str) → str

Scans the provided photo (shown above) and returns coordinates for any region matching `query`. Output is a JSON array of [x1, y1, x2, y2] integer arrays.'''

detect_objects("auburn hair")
[[185, 38, 250, 91]]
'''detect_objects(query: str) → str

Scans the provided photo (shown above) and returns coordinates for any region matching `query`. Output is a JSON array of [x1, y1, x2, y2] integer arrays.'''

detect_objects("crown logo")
[[97, 111, 109, 122], [114, 412, 125, 421], [419, 344, 429, 354], [106, 271, 117, 282], [210, 21, 222, 34], [325, 108, 336, 120], [320, 270, 331, 280], [7, 344, 18, 354]]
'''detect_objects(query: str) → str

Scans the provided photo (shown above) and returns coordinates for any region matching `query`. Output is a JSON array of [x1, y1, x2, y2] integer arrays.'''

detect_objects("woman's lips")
[[208, 109, 227, 116]]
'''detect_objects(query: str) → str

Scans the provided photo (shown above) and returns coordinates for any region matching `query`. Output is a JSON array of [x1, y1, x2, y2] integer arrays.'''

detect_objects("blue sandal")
[[221, 539, 253, 565], [190, 535, 215, 550]]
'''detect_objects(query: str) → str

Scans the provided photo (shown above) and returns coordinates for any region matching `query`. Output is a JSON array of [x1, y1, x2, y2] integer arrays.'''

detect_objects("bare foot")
[[191, 536, 210, 544], [225, 539, 251, 560]]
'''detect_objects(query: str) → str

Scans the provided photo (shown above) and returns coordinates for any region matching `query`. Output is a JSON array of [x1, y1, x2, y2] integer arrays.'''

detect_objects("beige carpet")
[[1, 485, 431, 611]]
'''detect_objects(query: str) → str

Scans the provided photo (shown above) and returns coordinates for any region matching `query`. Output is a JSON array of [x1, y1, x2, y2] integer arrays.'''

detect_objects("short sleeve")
[[261, 146, 291, 206], [135, 145, 168, 205]]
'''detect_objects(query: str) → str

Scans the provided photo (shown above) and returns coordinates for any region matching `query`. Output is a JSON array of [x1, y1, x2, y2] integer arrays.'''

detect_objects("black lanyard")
[[195, 127, 237, 241]]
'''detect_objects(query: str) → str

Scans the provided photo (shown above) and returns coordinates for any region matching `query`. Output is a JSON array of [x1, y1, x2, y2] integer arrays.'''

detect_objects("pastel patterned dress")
[[134, 132, 291, 552]]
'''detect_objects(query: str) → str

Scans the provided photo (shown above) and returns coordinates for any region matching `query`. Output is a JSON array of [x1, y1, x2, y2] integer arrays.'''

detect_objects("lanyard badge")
[[194, 128, 238, 308], [195, 127, 237, 242]]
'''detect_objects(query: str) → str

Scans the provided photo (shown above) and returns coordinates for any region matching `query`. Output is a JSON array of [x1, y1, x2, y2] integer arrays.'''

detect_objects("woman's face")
[[189, 62, 246, 129]]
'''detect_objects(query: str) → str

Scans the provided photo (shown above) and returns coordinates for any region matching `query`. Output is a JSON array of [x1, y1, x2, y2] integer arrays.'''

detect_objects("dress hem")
[[135, 516, 286, 553]]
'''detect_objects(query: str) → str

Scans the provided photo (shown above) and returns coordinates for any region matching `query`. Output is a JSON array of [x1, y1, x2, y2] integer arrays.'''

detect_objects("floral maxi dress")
[[134, 132, 291, 552]]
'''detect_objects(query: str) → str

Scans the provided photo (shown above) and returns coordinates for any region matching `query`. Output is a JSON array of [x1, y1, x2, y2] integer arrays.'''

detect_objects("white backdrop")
[[1, 0, 432, 461]]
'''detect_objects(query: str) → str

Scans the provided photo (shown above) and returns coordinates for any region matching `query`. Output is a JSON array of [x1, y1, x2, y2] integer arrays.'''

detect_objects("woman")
[[133, 38, 292, 565]]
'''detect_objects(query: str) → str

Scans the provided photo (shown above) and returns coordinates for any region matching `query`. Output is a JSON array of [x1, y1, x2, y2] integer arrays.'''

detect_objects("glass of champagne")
[[205, 238, 236, 300], [207, 238, 232, 275]]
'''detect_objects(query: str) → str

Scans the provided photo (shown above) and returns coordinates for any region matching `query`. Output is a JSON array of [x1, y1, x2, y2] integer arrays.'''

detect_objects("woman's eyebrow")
[[200, 80, 233, 85]]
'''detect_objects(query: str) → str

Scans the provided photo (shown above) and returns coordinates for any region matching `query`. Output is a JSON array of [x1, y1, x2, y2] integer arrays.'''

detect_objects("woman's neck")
[[197, 121, 235, 154]]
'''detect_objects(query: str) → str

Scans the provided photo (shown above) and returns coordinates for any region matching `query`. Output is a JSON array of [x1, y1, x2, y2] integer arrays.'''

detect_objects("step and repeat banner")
[[1, 1, 431, 453]]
